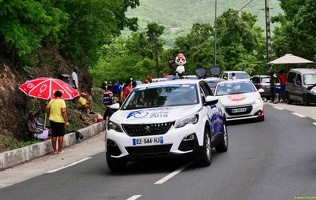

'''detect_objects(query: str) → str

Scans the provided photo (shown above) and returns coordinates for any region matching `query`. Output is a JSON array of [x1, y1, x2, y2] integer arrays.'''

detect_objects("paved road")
[[265, 101, 316, 121], [0, 102, 315, 200]]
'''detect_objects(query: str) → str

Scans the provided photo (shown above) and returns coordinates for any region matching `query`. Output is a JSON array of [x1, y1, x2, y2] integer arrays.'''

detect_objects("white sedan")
[[214, 80, 264, 122], [106, 79, 228, 172]]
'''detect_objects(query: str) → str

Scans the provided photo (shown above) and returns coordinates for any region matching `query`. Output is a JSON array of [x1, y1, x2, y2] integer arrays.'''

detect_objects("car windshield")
[[303, 74, 316, 85], [215, 81, 256, 96], [122, 84, 199, 110], [229, 73, 250, 79]]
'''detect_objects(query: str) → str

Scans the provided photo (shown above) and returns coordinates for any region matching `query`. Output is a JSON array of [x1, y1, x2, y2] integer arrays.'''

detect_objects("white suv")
[[221, 71, 250, 80], [106, 79, 228, 172]]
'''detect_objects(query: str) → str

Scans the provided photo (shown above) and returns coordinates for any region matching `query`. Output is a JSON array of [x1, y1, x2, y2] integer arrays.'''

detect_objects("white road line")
[[127, 195, 142, 200], [46, 157, 92, 173], [292, 113, 306, 118], [273, 106, 284, 110], [313, 122, 316, 126], [155, 162, 192, 184]]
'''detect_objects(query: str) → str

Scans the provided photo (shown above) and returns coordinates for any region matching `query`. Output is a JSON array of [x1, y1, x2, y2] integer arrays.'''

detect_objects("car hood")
[[217, 92, 260, 106], [110, 105, 201, 124]]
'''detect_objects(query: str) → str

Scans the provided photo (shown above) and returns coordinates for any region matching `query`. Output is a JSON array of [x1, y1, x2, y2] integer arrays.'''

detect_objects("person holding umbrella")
[[46, 90, 70, 155]]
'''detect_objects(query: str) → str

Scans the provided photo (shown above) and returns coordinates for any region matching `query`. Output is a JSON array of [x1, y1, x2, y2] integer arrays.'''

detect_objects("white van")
[[286, 68, 316, 105]]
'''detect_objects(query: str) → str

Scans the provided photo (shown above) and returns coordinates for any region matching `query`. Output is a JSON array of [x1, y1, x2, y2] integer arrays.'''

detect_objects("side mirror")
[[205, 95, 219, 105], [110, 103, 120, 110]]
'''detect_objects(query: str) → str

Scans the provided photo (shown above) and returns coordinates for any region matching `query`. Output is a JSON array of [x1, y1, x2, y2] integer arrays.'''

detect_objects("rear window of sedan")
[[215, 81, 256, 96]]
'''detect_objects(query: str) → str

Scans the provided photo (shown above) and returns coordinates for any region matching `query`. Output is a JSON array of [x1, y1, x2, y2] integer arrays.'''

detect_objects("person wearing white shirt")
[[231, 72, 236, 80], [71, 67, 78, 89]]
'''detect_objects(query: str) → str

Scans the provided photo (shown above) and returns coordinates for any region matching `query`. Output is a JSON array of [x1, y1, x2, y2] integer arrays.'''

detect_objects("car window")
[[215, 81, 256, 96], [287, 72, 296, 84], [222, 73, 228, 80], [303, 74, 316, 85], [200, 82, 213, 96], [296, 74, 302, 85], [122, 84, 199, 110], [235, 72, 250, 79], [261, 77, 270, 83]]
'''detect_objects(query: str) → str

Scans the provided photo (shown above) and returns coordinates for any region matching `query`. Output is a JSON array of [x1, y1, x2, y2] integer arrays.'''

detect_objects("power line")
[[238, 0, 255, 12]]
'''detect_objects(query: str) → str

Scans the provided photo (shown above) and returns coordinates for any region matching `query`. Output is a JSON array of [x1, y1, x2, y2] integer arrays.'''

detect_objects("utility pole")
[[265, 0, 272, 64], [153, 33, 159, 78]]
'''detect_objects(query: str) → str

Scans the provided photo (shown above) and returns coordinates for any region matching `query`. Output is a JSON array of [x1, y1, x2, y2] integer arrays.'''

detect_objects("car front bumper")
[[106, 122, 205, 160], [223, 103, 264, 121]]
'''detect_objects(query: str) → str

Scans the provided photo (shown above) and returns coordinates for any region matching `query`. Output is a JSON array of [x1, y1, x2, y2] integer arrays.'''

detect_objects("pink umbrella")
[[19, 77, 79, 100]]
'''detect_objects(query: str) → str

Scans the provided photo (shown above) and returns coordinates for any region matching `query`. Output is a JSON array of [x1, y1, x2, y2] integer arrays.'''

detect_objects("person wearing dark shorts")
[[46, 91, 70, 155]]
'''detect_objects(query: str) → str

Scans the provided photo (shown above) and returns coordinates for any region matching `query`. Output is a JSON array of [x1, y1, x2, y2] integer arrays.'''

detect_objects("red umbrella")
[[19, 77, 79, 100]]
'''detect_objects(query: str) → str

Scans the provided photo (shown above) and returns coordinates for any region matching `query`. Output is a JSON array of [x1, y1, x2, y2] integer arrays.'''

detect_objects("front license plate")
[[132, 137, 164, 146], [232, 108, 247, 113]]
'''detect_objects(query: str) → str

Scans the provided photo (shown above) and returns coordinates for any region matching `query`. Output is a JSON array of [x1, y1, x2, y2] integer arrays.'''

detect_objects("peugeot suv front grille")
[[122, 122, 175, 137]]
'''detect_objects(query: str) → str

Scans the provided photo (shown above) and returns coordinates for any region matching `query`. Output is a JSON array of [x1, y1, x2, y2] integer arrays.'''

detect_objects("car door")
[[286, 72, 296, 99], [199, 82, 222, 140], [293, 74, 304, 101]]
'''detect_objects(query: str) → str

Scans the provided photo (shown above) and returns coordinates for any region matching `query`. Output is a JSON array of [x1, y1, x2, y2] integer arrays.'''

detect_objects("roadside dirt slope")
[[0, 48, 95, 153]]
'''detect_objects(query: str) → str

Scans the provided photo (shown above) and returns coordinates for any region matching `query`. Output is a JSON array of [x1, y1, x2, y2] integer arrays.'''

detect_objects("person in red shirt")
[[276, 69, 287, 103], [122, 79, 132, 102]]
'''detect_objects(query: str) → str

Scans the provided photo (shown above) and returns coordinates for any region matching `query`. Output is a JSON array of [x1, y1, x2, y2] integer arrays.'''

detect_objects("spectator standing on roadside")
[[122, 79, 132, 102], [131, 80, 137, 92], [112, 81, 121, 98], [269, 71, 276, 102], [103, 84, 114, 120], [46, 90, 69, 155], [101, 78, 108, 90], [70, 67, 78, 90], [276, 69, 287, 103]]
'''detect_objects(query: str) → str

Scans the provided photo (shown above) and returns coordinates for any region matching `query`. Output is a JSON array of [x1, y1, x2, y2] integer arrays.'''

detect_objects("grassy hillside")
[[125, 0, 283, 47]]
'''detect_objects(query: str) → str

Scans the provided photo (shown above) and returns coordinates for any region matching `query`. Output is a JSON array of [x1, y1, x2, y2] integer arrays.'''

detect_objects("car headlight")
[[254, 96, 262, 104], [107, 121, 123, 132], [307, 89, 316, 94], [176, 114, 199, 128]]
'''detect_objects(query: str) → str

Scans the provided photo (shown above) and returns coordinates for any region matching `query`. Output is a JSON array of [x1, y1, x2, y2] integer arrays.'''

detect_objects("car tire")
[[196, 127, 212, 167], [106, 152, 127, 172], [258, 115, 265, 122], [215, 121, 228, 153], [302, 94, 310, 106], [285, 92, 293, 104]]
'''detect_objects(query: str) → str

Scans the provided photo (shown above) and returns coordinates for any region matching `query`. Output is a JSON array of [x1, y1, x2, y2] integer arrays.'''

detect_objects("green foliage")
[[0, 0, 66, 60], [0, 136, 38, 150], [125, 0, 283, 48], [55, 0, 140, 67], [271, 0, 316, 63], [0, 0, 140, 68]]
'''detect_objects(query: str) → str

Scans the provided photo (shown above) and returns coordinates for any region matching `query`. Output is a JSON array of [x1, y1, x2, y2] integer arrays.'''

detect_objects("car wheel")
[[285, 92, 293, 104], [258, 115, 265, 122], [302, 94, 310, 106], [215, 121, 228, 153], [106, 152, 127, 172], [196, 128, 212, 167]]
